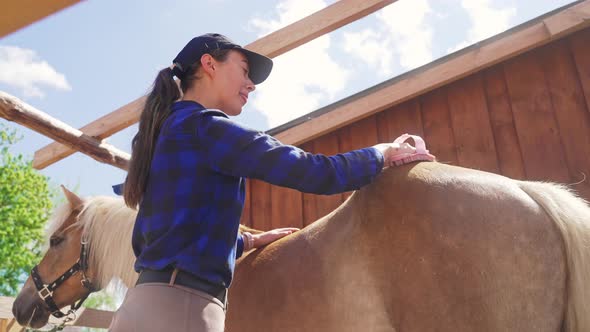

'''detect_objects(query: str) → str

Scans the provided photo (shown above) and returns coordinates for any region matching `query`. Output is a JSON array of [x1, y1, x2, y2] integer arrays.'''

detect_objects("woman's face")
[[212, 50, 255, 116]]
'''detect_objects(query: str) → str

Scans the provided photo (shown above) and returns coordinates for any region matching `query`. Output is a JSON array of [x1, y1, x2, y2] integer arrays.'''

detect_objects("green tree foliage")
[[0, 124, 53, 295], [84, 291, 118, 310]]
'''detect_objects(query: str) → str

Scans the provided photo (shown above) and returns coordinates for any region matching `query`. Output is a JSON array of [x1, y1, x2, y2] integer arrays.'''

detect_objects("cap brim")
[[239, 49, 273, 85]]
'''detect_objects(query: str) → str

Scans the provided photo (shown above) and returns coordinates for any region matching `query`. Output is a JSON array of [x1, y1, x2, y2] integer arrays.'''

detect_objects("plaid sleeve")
[[196, 112, 384, 195], [236, 233, 244, 259]]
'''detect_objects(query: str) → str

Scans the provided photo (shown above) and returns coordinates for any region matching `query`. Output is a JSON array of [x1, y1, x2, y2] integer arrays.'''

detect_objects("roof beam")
[[274, 0, 590, 145], [0, 0, 81, 38], [33, 96, 144, 169], [32, 0, 395, 170], [0, 92, 130, 170], [246, 0, 395, 59]]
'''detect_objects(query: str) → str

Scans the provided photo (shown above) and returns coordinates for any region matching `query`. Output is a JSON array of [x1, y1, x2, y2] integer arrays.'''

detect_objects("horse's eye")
[[49, 236, 63, 247]]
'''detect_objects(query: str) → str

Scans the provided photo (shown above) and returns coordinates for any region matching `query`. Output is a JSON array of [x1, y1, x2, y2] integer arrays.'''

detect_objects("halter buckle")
[[81, 277, 93, 289], [38, 285, 53, 300]]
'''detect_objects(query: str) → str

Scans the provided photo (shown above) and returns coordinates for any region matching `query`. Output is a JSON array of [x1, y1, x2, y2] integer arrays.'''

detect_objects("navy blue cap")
[[112, 183, 124, 195], [172, 33, 273, 85]]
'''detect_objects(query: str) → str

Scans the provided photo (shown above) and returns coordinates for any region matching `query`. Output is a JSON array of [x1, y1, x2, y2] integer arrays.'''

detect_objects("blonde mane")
[[47, 196, 139, 289], [45, 195, 258, 291]]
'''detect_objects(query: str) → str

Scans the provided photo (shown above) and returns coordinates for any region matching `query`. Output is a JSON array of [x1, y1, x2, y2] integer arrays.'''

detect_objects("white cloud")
[[342, 0, 433, 75], [342, 29, 394, 76], [248, 0, 350, 128], [0, 46, 71, 98], [378, 0, 434, 70], [251, 37, 350, 127], [447, 0, 516, 53]]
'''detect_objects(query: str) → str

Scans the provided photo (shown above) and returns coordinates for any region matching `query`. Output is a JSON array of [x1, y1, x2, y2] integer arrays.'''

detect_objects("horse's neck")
[[304, 193, 366, 245], [92, 192, 363, 290]]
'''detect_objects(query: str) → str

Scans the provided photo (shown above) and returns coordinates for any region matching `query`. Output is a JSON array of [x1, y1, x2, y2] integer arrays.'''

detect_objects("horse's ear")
[[61, 185, 84, 210]]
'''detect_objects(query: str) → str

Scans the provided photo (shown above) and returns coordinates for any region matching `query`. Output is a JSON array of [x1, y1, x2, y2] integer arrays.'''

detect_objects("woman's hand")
[[373, 134, 435, 167], [373, 142, 417, 167], [243, 228, 299, 251]]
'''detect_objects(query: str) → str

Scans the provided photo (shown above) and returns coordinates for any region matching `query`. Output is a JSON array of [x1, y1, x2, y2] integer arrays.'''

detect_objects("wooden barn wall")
[[241, 27, 590, 231]]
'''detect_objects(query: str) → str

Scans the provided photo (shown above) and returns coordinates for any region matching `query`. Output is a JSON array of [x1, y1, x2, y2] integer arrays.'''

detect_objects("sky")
[[0, 0, 578, 198]]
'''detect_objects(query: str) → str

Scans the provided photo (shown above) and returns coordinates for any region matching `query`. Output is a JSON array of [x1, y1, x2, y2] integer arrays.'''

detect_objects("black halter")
[[30, 240, 97, 319]]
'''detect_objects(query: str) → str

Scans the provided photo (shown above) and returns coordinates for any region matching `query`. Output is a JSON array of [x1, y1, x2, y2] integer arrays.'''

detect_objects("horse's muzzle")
[[12, 290, 51, 329]]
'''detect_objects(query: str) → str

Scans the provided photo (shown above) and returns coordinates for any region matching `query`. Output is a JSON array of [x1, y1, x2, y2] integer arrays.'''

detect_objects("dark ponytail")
[[124, 49, 231, 209], [124, 67, 179, 208]]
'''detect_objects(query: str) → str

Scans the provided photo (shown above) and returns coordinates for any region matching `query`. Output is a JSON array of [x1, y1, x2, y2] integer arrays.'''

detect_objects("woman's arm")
[[196, 112, 383, 195]]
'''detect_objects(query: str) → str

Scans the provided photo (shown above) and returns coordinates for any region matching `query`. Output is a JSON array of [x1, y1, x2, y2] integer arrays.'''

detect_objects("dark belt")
[[136, 268, 227, 304]]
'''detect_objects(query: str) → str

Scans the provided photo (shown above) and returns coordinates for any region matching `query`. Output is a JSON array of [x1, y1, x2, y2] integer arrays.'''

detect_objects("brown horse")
[[12, 162, 590, 331]]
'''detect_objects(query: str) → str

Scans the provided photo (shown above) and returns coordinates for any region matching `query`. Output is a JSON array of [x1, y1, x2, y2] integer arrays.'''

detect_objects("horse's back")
[[357, 162, 566, 331], [228, 162, 567, 332]]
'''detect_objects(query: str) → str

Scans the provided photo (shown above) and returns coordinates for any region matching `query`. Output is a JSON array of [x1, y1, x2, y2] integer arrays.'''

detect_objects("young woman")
[[110, 33, 433, 332]]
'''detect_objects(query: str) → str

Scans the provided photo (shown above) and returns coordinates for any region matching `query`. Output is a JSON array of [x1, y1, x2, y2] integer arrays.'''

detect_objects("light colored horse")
[[12, 162, 590, 331]]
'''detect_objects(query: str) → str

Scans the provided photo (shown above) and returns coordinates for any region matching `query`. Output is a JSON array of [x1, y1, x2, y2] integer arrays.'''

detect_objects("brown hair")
[[124, 49, 231, 208]]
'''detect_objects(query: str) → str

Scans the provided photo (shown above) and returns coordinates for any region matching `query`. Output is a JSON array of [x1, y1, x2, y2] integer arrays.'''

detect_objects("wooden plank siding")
[[541, 40, 590, 198], [420, 89, 459, 165], [271, 185, 303, 229], [482, 67, 526, 180], [570, 29, 590, 111], [244, 27, 590, 231], [503, 48, 572, 183], [248, 180, 273, 231], [446, 74, 500, 173], [376, 99, 425, 142], [301, 135, 344, 226], [338, 116, 379, 200], [240, 180, 252, 228]]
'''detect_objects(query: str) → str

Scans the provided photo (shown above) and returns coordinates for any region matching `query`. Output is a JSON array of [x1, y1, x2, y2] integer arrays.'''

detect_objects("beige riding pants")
[[108, 282, 226, 332]]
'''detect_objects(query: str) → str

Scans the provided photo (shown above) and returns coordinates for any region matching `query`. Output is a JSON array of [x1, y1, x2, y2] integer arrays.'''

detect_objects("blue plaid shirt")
[[132, 100, 384, 288]]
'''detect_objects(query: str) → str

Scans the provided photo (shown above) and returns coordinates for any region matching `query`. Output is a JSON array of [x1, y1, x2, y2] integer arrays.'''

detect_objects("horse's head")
[[12, 186, 99, 328]]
